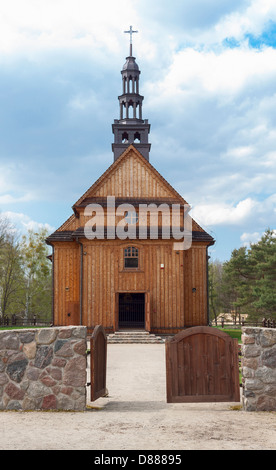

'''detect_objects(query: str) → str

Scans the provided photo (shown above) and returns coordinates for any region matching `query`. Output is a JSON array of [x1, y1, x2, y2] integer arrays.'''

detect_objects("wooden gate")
[[90, 325, 107, 402], [166, 326, 240, 403]]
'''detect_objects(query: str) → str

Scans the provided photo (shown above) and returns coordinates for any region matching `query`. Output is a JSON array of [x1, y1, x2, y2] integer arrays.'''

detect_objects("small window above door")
[[124, 246, 139, 269]]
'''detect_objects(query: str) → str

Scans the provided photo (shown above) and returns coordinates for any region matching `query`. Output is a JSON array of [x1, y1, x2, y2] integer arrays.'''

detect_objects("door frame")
[[113, 291, 150, 332]]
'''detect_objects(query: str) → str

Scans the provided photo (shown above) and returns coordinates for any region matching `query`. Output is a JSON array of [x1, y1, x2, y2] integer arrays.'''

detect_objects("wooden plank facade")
[[46, 145, 214, 334]]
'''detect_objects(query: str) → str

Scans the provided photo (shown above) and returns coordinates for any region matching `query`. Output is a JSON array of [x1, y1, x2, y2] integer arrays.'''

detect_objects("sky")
[[0, 0, 275, 261]]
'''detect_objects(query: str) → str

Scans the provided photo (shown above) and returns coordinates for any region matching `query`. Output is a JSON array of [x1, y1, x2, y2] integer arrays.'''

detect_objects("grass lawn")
[[215, 327, 242, 343], [0, 325, 48, 331]]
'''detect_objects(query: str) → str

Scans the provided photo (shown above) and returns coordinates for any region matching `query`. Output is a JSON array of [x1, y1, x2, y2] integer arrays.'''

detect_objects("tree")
[[20, 227, 52, 322], [221, 229, 276, 321], [248, 229, 276, 317], [0, 216, 52, 324], [208, 260, 224, 325], [221, 247, 250, 322], [208, 229, 276, 324], [0, 232, 24, 318]]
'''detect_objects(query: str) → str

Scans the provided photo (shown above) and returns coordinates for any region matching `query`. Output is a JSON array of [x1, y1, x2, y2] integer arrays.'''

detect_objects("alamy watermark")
[[84, 196, 192, 250]]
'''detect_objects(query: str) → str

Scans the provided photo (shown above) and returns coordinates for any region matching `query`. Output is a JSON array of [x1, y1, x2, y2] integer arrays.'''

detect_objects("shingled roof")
[[46, 228, 214, 245]]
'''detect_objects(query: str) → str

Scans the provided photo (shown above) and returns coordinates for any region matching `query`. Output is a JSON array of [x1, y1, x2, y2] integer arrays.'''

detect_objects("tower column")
[[139, 102, 142, 120]]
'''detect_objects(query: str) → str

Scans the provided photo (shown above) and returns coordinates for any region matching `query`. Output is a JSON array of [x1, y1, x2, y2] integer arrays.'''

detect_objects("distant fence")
[[215, 318, 276, 329], [260, 318, 276, 328], [0, 315, 51, 327]]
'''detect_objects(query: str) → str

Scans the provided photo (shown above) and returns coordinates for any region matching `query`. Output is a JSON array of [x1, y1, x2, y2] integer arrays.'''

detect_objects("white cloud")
[[2, 211, 55, 235], [0, 164, 35, 205], [0, 194, 34, 205], [240, 231, 261, 246], [68, 91, 99, 111], [147, 46, 276, 103], [1, 0, 276, 59], [192, 194, 276, 233], [0, 164, 22, 195], [192, 198, 256, 227], [0, 0, 137, 56], [241, 227, 276, 247], [194, 0, 276, 45]]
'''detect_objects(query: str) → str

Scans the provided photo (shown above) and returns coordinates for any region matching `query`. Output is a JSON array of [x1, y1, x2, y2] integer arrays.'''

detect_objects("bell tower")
[[112, 26, 151, 161]]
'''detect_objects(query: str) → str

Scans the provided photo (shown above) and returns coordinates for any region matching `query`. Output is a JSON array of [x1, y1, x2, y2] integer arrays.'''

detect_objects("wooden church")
[[46, 36, 214, 335]]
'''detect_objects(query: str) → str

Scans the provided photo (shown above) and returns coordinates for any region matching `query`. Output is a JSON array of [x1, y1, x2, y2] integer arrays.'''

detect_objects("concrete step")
[[107, 330, 165, 344]]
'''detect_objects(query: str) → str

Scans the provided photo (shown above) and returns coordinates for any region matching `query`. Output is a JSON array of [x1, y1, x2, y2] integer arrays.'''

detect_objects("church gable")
[[46, 145, 212, 240], [73, 145, 185, 209]]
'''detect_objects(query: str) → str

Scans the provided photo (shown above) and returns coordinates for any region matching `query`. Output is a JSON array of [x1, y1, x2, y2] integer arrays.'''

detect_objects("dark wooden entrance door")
[[166, 326, 240, 403], [90, 325, 107, 402], [118, 293, 145, 328]]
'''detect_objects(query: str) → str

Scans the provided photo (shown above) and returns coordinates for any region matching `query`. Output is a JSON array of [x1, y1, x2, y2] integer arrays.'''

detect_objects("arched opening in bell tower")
[[122, 132, 129, 143], [134, 132, 141, 143]]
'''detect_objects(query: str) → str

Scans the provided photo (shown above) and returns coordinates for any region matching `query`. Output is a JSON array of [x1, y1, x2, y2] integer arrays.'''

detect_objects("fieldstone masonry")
[[242, 327, 276, 412], [0, 326, 87, 411]]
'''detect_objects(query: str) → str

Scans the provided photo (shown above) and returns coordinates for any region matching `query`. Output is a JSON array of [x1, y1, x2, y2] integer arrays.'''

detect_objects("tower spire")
[[124, 25, 138, 56], [112, 27, 151, 161]]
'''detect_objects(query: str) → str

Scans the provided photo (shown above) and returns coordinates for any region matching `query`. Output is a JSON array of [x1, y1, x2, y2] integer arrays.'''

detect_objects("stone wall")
[[242, 327, 276, 411], [0, 326, 87, 411]]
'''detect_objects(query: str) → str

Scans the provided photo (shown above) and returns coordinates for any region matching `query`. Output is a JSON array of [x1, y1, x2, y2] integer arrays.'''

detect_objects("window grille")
[[124, 246, 139, 268]]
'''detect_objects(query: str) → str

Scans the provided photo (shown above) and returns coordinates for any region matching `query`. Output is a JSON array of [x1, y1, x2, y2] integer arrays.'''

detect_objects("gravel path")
[[1, 344, 275, 450]]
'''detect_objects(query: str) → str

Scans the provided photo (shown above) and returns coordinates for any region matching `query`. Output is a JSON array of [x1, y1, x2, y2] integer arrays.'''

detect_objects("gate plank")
[[166, 326, 240, 403], [90, 325, 107, 402]]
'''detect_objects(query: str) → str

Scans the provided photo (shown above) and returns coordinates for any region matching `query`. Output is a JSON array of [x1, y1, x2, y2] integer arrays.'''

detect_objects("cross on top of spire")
[[124, 25, 138, 56]]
